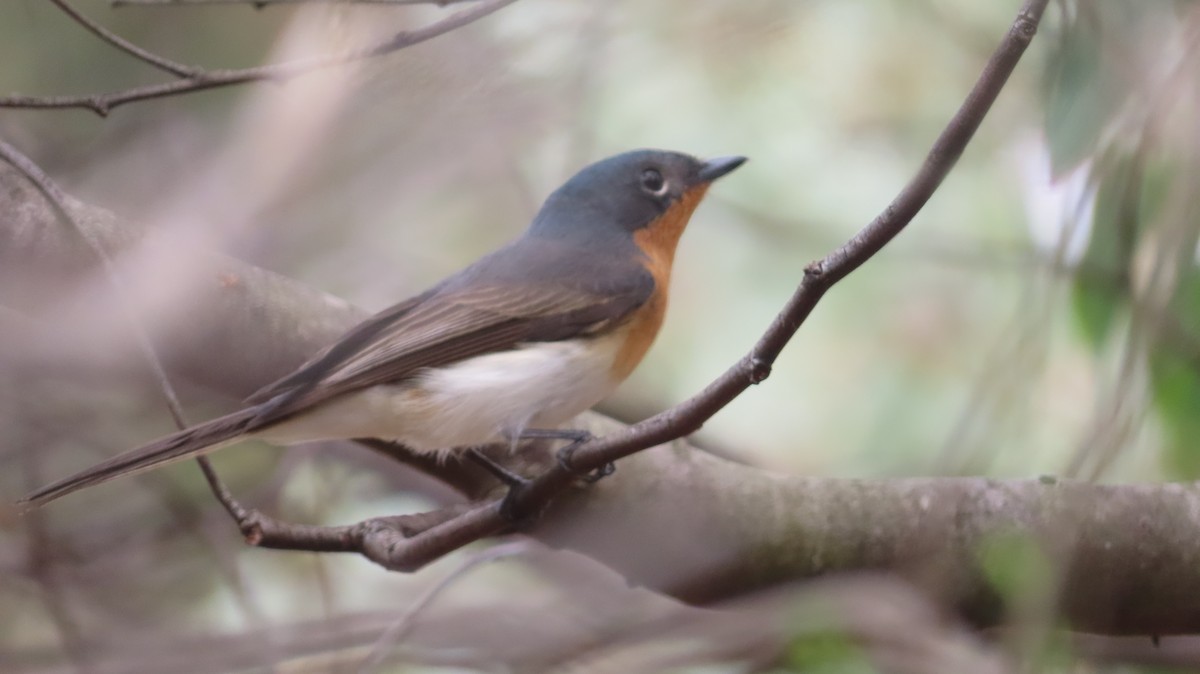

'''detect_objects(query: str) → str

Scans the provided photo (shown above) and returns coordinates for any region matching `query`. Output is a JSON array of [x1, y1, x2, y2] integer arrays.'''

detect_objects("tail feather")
[[20, 406, 265, 508]]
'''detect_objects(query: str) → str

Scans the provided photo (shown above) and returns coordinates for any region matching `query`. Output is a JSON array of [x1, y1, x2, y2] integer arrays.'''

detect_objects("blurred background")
[[3, 0, 1199, 671]]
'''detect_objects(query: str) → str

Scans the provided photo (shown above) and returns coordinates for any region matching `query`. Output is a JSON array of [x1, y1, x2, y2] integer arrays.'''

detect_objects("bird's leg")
[[467, 448, 529, 489], [480, 428, 614, 522], [467, 448, 534, 523], [518, 428, 615, 483]]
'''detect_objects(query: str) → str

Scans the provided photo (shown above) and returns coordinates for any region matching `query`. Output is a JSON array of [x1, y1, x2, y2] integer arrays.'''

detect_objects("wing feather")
[[247, 251, 654, 425]]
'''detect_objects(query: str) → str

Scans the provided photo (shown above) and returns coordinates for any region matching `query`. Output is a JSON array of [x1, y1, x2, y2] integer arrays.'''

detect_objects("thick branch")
[[6, 575, 1011, 674], [536, 441, 1200, 635]]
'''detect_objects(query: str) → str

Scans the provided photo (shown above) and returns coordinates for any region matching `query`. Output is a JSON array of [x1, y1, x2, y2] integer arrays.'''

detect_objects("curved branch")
[[48, 0, 200, 78]]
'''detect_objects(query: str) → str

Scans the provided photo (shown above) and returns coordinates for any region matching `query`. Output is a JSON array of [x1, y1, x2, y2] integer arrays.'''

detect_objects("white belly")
[[259, 334, 624, 457]]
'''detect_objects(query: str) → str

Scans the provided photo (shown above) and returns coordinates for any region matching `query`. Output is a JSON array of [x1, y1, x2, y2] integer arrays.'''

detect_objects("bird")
[[20, 149, 746, 510]]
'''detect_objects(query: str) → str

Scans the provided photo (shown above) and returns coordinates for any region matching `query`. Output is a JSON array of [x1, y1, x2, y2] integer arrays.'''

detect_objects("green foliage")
[[1041, 10, 1123, 177], [1048, 2, 1200, 479], [1066, 133, 1200, 478], [783, 630, 874, 674], [1150, 268, 1200, 478], [1069, 151, 1140, 350], [978, 530, 1052, 601]]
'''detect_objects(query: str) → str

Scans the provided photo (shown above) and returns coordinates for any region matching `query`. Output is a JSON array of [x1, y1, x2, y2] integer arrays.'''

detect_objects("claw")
[[518, 427, 615, 483], [498, 482, 532, 524], [555, 437, 615, 483]]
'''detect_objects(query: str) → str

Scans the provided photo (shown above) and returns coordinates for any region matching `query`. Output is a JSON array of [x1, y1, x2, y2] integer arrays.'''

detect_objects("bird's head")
[[528, 149, 746, 254]]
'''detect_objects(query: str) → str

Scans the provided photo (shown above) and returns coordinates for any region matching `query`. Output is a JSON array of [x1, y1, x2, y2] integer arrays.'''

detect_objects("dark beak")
[[697, 155, 748, 183]]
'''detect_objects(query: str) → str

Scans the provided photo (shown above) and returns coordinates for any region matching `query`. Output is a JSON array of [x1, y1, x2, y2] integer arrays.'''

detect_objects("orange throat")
[[611, 184, 711, 380]]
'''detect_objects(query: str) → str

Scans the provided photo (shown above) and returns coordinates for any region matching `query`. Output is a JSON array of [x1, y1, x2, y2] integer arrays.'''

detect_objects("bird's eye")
[[640, 168, 668, 196]]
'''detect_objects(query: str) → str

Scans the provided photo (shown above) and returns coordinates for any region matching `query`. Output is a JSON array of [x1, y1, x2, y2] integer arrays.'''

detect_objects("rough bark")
[[4, 162, 1200, 634]]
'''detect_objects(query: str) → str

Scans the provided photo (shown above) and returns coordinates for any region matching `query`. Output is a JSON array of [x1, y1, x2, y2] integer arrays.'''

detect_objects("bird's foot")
[[520, 428, 615, 483], [468, 449, 536, 523], [559, 444, 615, 483], [498, 482, 533, 524], [540, 429, 614, 482]]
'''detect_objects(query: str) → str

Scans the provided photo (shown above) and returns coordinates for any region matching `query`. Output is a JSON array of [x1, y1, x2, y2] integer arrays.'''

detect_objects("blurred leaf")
[[1070, 152, 1141, 350], [1072, 284, 1119, 352], [1149, 343, 1200, 479], [1141, 155, 1200, 478], [1136, 154, 1176, 228], [1151, 266, 1200, 479], [784, 630, 873, 673], [1041, 8, 1124, 177], [978, 530, 1052, 601]]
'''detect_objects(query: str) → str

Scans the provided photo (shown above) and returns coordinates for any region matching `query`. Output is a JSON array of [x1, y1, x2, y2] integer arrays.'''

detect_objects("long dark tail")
[[20, 406, 266, 508]]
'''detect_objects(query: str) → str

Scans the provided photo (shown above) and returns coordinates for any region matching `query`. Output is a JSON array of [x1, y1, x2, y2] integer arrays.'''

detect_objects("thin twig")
[[357, 541, 531, 673], [0, 0, 517, 116], [0, 140, 268, 550], [0, 154, 419, 560], [115, 0, 482, 5], [48, 0, 200, 78], [0, 142, 191, 429], [82, 436, 270, 624], [19, 415, 91, 670], [229, 0, 1052, 572]]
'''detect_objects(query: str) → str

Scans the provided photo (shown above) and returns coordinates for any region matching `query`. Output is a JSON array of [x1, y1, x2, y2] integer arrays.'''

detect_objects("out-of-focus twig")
[[0, 0, 518, 115], [19, 418, 91, 671], [0, 138, 368, 564], [356, 540, 530, 673], [0, 142, 190, 431], [1064, 18, 1200, 480], [548, 575, 1011, 674]]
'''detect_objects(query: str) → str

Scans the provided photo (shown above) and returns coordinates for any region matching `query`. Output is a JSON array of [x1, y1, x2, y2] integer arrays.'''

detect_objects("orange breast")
[[610, 184, 711, 380]]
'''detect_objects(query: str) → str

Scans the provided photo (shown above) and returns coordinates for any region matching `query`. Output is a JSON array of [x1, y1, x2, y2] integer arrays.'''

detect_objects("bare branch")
[[115, 0, 483, 6], [0, 138, 289, 573], [547, 575, 1012, 674], [19, 426, 91, 669], [356, 540, 531, 673], [5, 574, 1008, 674], [47, 0, 200, 78], [0, 0, 518, 115], [0, 140, 192, 429]]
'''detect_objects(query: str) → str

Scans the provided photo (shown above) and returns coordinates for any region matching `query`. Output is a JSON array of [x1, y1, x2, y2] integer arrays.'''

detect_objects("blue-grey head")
[[528, 149, 746, 245]]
